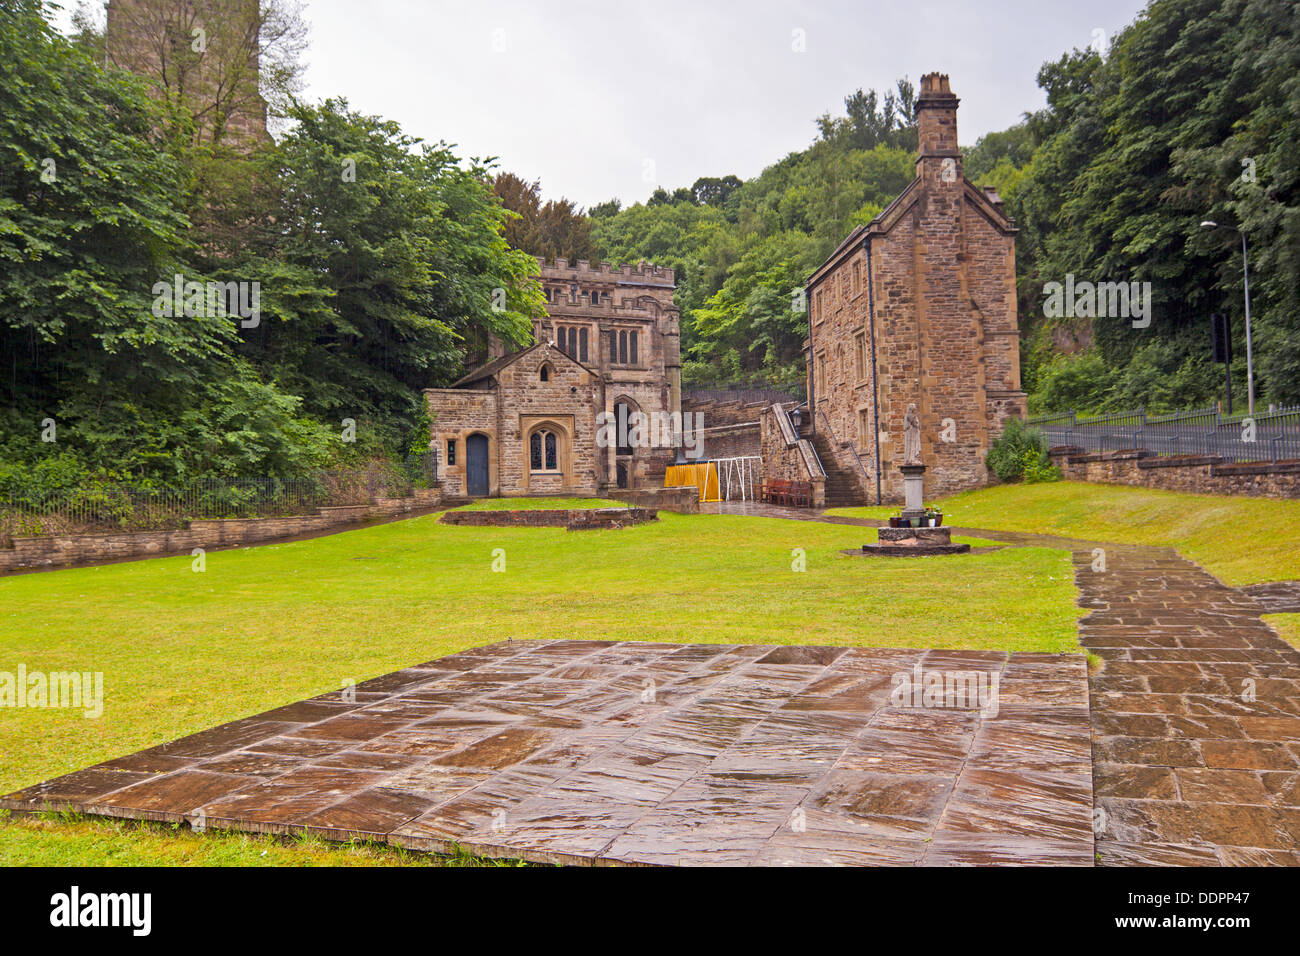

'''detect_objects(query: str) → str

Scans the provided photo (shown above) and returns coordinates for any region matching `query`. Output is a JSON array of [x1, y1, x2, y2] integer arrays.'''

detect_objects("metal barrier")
[[1028, 405, 1300, 463]]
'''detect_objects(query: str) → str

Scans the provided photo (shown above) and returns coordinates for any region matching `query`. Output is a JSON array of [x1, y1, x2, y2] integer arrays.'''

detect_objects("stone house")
[[426, 258, 682, 498], [780, 72, 1027, 505]]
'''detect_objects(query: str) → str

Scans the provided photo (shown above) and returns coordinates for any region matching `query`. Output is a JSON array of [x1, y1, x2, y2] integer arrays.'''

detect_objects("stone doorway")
[[466, 433, 490, 497]]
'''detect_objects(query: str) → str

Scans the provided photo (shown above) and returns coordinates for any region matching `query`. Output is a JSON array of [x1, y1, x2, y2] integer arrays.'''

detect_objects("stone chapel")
[[426, 258, 682, 498]]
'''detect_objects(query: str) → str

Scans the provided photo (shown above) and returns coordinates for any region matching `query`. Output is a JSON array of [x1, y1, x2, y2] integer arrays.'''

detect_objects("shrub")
[[986, 418, 1059, 483]]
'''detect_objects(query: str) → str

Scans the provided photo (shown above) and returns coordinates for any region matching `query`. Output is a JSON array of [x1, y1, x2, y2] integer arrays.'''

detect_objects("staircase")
[[800, 421, 869, 508]]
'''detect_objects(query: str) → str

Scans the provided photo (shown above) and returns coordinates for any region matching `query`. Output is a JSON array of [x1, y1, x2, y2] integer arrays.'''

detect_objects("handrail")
[[818, 409, 872, 494]]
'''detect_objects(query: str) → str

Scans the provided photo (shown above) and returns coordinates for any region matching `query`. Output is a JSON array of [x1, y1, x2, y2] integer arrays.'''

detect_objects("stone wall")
[[0, 489, 441, 574], [439, 507, 657, 530], [699, 423, 762, 461], [610, 487, 701, 514], [1049, 447, 1300, 499], [426, 389, 497, 498]]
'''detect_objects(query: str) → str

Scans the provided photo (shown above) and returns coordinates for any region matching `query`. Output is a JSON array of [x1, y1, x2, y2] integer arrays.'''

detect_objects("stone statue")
[[903, 403, 922, 465]]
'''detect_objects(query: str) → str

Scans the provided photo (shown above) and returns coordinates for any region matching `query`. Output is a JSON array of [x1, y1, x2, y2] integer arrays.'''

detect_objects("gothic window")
[[446, 439, 456, 465], [539, 363, 550, 382], [567, 326, 578, 357], [629, 331, 638, 364], [579, 327, 589, 362], [618, 331, 628, 365], [529, 429, 560, 472]]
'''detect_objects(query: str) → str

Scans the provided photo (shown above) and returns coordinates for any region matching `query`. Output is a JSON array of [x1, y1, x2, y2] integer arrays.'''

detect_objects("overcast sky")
[[64, 0, 1153, 208]]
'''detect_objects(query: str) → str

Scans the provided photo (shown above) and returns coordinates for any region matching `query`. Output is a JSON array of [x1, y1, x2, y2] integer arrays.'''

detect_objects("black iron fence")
[[1027, 405, 1300, 463], [684, 387, 804, 407], [1, 452, 439, 540]]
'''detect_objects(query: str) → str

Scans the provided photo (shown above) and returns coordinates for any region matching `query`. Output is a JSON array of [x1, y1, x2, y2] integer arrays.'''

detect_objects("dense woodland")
[[1, 0, 1297, 492]]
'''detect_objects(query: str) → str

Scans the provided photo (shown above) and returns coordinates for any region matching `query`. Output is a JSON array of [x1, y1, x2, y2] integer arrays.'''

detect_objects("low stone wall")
[[1049, 447, 1300, 499], [610, 487, 700, 514], [0, 489, 442, 573], [440, 507, 657, 530]]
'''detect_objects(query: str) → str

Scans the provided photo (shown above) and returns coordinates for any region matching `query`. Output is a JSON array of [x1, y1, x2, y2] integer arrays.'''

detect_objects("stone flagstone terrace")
[[1, 640, 1095, 866]]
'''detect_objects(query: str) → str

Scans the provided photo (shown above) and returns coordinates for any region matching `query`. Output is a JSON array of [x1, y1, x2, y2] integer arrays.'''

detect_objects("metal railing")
[[683, 387, 804, 406], [817, 408, 873, 493], [1027, 405, 1300, 463]]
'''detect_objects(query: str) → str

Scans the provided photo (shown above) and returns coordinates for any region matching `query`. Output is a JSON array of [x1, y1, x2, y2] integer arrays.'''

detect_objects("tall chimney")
[[915, 72, 961, 178]]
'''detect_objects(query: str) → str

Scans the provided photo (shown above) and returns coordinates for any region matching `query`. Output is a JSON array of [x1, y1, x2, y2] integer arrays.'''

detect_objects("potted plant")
[[923, 507, 943, 527]]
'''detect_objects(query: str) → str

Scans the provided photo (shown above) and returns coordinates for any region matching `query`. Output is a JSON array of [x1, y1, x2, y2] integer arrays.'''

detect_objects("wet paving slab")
[[0, 640, 1094, 866]]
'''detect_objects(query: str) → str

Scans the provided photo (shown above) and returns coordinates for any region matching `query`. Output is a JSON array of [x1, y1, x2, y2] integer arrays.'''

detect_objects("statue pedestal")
[[900, 463, 926, 520]]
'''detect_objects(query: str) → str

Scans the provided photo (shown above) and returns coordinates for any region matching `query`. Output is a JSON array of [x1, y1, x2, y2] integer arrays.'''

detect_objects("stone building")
[[786, 72, 1027, 504], [426, 258, 682, 498], [105, 0, 270, 147]]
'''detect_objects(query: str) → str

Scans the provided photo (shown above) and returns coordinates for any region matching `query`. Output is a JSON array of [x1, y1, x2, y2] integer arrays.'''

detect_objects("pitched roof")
[[450, 340, 598, 388]]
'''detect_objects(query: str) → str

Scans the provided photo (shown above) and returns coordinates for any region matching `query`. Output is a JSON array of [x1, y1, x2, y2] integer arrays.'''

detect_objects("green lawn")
[[0, 510, 1079, 864], [827, 481, 1300, 586], [0, 812, 524, 866], [1264, 614, 1300, 649]]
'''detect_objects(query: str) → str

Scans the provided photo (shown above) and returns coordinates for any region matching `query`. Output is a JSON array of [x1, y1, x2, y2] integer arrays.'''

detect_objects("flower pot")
[[889, 516, 902, 528]]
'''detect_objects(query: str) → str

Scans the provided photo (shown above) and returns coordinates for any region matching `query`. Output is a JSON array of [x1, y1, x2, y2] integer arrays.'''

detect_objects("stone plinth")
[[862, 524, 970, 556], [900, 464, 926, 520]]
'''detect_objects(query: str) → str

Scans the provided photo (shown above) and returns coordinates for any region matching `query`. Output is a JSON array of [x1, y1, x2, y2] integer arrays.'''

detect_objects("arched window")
[[539, 363, 550, 382], [529, 429, 559, 472]]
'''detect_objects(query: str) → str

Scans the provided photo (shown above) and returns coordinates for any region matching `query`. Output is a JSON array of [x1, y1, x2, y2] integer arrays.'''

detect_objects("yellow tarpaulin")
[[664, 462, 721, 502]]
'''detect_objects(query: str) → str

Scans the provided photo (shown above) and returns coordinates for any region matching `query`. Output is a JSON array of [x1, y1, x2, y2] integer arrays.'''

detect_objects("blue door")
[[466, 433, 490, 497]]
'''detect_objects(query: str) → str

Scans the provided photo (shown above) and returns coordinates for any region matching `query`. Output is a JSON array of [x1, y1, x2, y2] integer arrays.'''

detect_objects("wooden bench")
[[762, 478, 812, 507]]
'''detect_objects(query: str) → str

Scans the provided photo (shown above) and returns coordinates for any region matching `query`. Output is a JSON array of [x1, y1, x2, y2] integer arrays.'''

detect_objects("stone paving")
[[0, 641, 1095, 866]]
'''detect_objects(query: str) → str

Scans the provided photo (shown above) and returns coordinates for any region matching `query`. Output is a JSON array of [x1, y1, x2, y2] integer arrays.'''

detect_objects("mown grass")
[[827, 481, 1300, 586], [0, 509, 1079, 864], [1264, 614, 1300, 649], [0, 811, 523, 867]]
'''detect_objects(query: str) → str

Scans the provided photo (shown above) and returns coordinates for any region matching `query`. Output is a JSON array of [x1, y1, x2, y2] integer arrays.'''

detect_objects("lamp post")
[[1200, 220, 1255, 415]]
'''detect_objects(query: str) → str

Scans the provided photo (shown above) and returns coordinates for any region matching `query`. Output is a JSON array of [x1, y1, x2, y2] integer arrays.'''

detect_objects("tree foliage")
[[0, 4, 543, 482], [592, 79, 917, 389], [995, 0, 1300, 411], [493, 172, 597, 262]]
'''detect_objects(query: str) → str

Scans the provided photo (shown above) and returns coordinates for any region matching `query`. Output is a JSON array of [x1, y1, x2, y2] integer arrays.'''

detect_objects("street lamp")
[[1200, 220, 1255, 415]]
